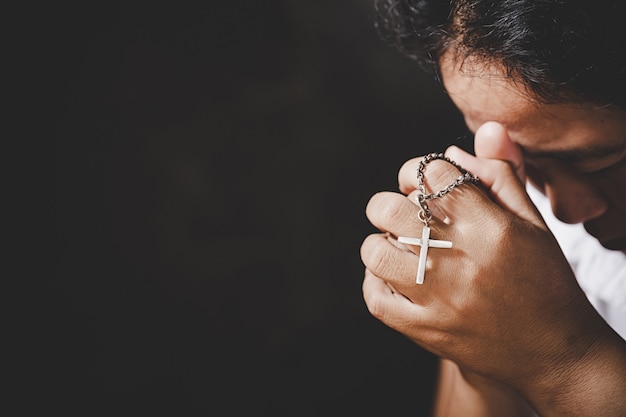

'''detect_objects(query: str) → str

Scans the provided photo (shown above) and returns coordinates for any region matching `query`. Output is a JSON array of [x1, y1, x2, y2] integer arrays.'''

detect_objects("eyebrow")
[[521, 144, 623, 162]]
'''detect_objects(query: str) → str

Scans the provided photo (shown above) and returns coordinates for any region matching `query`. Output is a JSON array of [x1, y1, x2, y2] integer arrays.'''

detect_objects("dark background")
[[19, 1, 472, 416]]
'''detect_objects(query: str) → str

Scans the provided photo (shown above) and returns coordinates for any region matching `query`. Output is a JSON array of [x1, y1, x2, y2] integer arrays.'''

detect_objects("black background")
[[18, 1, 472, 416]]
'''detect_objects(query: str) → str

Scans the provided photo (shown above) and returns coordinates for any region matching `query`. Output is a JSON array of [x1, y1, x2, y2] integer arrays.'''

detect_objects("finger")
[[366, 190, 452, 252], [445, 145, 544, 227], [360, 233, 420, 287], [362, 268, 427, 330], [406, 189, 449, 223], [402, 156, 489, 225], [366, 191, 429, 236], [473, 121, 526, 182], [398, 156, 424, 195], [399, 154, 482, 196]]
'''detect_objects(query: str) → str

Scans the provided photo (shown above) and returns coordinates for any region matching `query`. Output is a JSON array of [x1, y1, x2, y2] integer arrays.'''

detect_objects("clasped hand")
[[360, 122, 607, 398]]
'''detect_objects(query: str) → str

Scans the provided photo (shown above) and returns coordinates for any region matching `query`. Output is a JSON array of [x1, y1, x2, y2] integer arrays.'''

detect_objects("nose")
[[531, 163, 608, 224]]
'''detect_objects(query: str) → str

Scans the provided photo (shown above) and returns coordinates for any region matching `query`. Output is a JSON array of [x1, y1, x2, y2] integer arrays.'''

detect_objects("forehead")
[[438, 51, 626, 154], [439, 52, 545, 133]]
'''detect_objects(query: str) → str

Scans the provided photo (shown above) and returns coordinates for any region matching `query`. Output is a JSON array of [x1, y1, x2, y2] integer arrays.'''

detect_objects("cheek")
[[591, 164, 626, 214], [524, 160, 608, 224], [525, 162, 546, 194]]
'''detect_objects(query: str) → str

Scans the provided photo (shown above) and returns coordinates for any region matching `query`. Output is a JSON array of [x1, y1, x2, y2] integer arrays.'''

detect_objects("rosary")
[[397, 153, 479, 284]]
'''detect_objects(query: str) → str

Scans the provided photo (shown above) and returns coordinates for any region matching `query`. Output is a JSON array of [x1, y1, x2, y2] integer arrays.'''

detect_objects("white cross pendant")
[[397, 226, 452, 284]]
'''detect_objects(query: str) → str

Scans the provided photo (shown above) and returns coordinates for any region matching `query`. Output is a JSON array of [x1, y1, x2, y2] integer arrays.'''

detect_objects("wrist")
[[523, 327, 626, 416], [434, 360, 536, 417]]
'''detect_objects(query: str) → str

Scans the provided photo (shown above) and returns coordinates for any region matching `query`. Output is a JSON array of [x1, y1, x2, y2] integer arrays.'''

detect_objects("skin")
[[441, 53, 626, 252], [360, 50, 626, 416]]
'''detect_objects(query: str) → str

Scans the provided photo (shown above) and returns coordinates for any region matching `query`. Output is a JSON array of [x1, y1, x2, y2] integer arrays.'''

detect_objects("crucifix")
[[398, 226, 452, 284], [396, 152, 479, 285]]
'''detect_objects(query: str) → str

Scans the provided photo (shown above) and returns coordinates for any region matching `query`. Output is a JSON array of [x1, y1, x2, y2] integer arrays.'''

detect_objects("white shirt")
[[527, 184, 626, 340]]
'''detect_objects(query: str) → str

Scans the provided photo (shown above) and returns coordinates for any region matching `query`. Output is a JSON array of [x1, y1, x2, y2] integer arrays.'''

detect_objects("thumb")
[[474, 121, 526, 182], [445, 135, 543, 227]]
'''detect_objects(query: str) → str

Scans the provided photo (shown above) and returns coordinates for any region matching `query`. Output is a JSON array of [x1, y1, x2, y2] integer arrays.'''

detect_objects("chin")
[[583, 222, 626, 253], [598, 237, 626, 253]]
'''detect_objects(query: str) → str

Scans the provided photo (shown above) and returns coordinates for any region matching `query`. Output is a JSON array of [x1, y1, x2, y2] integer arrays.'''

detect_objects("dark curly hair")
[[374, 0, 626, 107]]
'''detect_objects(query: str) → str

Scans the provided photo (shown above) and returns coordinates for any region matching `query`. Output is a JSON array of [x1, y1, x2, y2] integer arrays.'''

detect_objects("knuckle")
[[422, 160, 463, 193], [424, 328, 452, 347], [491, 158, 511, 172], [364, 292, 387, 321], [367, 241, 395, 277], [377, 195, 407, 226], [366, 192, 404, 224], [490, 217, 516, 249]]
